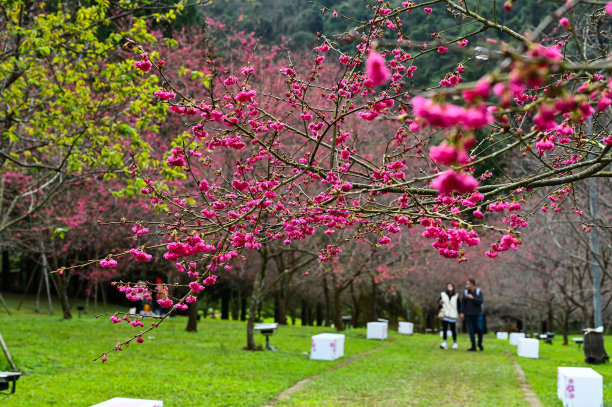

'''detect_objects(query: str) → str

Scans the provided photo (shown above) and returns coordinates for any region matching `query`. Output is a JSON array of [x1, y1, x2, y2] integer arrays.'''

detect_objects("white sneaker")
[[452, 343, 458, 350], [440, 342, 447, 350]]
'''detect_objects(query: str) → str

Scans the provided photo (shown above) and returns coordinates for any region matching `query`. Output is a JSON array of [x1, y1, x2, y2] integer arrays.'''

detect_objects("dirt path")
[[262, 337, 397, 406], [505, 351, 544, 407]]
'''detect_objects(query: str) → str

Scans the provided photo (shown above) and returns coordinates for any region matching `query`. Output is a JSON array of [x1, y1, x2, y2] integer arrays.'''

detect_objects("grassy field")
[[0, 295, 610, 406]]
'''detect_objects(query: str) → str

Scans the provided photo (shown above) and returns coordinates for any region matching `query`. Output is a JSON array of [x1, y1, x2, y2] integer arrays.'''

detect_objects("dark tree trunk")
[[1, 251, 12, 292], [241, 295, 247, 321], [333, 285, 345, 331], [274, 290, 288, 324], [230, 289, 239, 320], [322, 274, 332, 326], [584, 332, 609, 364], [547, 301, 554, 333], [350, 283, 361, 328], [246, 252, 267, 350], [316, 303, 323, 326], [562, 312, 569, 346], [221, 285, 230, 320], [307, 302, 314, 326], [54, 274, 72, 319], [301, 300, 308, 326], [186, 299, 198, 332]]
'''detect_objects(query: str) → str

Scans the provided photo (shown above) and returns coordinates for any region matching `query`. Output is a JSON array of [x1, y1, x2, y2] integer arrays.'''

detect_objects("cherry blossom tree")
[[55, 0, 612, 360]]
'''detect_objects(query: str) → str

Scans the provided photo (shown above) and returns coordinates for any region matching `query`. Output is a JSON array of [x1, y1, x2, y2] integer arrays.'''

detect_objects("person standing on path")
[[438, 283, 459, 350], [460, 278, 484, 351]]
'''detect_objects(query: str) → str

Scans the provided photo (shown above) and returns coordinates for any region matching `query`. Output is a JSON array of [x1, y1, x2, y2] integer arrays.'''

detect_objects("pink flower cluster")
[[365, 51, 391, 88], [421, 219, 481, 259], [166, 146, 187, 167], [129, 248, 152, 262], [411, 96, 493, 130], [163, 236, 215, 262], [431, 170, 479, 196], [100, 258, 117, 268], [134, 53, 152, 72], [154, 89, 176, 101]]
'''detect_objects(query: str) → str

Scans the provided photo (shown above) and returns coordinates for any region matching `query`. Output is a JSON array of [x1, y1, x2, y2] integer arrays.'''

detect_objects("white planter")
[[517, 338, 539, 359], [367, 322, 388, 340], [398, 322, 414, 335], [557, 367, 603, 407], [310, 333, 345, 361], [509, 332, 525, 345], [496, 332, 509, 340], [91, 398, 163, 407]]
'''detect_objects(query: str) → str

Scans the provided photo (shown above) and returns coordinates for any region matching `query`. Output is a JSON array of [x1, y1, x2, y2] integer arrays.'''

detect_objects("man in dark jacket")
[[460, 278, 484, 351]]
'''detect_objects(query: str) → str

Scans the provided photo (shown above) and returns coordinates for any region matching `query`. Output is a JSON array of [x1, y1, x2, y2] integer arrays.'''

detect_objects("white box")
[[310, 333, 345, 361], [509, 332, 525, 345], [398, 322, 414, 335], [557, 367, 603, 407], [367, 322, 388, 340], [91, 398, 163, 407], [439, 330, 453, 338], [496, 332, 509, 340], [517, 338, 539, 359]]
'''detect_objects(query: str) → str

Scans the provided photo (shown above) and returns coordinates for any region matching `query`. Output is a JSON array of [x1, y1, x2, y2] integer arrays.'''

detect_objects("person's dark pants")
[[466, 314, 484, 349], [442, 320, 457, 342]]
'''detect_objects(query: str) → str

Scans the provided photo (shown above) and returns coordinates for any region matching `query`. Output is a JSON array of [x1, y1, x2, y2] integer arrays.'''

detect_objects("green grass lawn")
[[1, 296, 610, 406]]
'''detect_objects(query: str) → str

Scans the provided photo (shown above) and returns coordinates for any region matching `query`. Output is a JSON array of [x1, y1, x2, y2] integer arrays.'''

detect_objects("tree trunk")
[[186, 299, 198, 332], [221, 285, 230, 320], [301, 300, 308, 326], [333, 285, 345, 331], [54, 274, 72, 319], [274, 290, 287, 324], [562, 311, 569, 346], [315, 303, 323, 326], [322, 274, 332, 326], [230, 289, 239, 320], [241, 295, 247, 321], [1, 251, 11, 292], [246, 252, 267, 350], [350, 283, 361, 328]]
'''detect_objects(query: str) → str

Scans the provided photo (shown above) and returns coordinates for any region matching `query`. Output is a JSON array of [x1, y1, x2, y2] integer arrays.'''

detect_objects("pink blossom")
[[204, 275, 218, 285], [100, 258, 117, 268], [457, 39, 468, 47], [136, 336, 144, 344], [129, 248, 152, 262], [166, 146, 186, 167], [559, 17, 570, 29], [606, 2, 612, 16], [431, 170, 479, 195], [365, 51, 391, 87], [429, 142, 468, 165], [437, 46, 448, 53], [379, 236, 391, 245], [134, 54, 152, 73], [236, 90, 256, 103], [424, 7, 433, 14], [473, 210, 484, 219]]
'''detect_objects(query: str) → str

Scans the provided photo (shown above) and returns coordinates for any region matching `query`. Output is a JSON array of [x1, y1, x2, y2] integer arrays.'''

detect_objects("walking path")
[[505, 350, 544, 407], [262, 338, 397, 406]]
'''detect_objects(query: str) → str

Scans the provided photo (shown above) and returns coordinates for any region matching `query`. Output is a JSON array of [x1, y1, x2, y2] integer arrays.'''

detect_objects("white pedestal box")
[[509, 332, 525, 345], [517, 338, 539, 359], [310, 333, 345, 361], [496, 332, 509, 340], [557, 367, 603, 407], [91, 398, 163, 407], [367, 322, 388, 340], [398, 322, 414, 335], [439, 330, 453, 338]]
